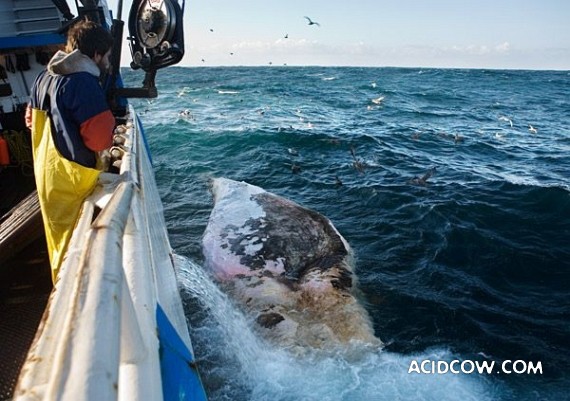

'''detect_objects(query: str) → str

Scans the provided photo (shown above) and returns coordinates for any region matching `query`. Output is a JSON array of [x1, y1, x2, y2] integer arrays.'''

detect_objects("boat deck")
[[0, 236, 51, 401]]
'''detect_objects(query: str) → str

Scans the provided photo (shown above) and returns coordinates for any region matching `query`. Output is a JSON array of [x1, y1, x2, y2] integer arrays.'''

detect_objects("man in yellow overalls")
[[25, 20, 115, 281]]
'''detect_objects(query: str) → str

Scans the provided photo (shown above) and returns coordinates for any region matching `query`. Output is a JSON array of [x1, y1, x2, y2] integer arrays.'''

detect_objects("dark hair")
[[65, 20, 113, 58]]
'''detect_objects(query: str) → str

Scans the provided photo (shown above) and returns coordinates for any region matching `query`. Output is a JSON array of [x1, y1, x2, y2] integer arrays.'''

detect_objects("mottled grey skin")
[[202, 178, 381, 350]]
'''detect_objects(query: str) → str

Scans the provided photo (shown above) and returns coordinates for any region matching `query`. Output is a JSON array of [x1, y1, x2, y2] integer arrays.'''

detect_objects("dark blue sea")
[[124, 67, 569, 401]]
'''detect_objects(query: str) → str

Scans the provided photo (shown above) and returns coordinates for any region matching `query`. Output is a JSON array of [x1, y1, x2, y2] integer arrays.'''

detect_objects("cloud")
[[192, 38, 320, 53], [233, 40, 272, 51], [495, 42, 511, 53], [445, 43, 511, 56], [183, 35, 567, 69]]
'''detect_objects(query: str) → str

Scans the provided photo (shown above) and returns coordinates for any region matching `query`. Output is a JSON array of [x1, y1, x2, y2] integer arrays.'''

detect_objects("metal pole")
[[117, 0, 123, 21]]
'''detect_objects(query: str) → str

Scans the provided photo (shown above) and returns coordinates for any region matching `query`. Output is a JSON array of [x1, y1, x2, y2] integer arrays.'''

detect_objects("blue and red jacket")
[[26, 50, 114, 168]]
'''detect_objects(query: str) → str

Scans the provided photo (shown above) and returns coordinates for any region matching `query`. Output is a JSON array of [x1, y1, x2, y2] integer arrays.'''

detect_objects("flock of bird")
[[200, 16, 320, 65], [177, 85, 540, 186], [281, 100, 541, 185], [192, 18, 542, 185]]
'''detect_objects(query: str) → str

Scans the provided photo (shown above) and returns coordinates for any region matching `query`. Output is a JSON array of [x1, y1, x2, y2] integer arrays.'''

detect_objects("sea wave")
[[127, 66, 570, 400]]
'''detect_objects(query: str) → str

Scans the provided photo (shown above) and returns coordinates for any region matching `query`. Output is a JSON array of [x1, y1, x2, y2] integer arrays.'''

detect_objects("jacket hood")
[[47, 49, 100, 77]]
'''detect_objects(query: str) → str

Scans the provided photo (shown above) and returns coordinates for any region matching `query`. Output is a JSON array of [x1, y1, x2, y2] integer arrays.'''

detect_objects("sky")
[[104, 0, 569, 70]]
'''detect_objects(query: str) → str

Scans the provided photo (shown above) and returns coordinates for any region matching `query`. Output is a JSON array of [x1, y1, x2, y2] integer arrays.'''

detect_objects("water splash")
[[174, 254, 500, 401]]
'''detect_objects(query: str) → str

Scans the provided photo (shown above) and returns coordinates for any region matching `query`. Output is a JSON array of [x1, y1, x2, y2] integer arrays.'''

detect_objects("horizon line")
[[119, 64, 570, 72]]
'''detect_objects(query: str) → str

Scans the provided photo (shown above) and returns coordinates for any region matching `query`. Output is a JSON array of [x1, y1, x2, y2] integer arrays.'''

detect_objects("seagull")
[[290, 163, 301, 174], [499, 116, 513, 127], [371, 96, 385, 105], [528, 125, 537, 134], [178, 109, 193, 118], [284, 33, 289, 39], [304, 16, 320, 27], [410, 166, 437, 186], [350, 145, 365, 174]]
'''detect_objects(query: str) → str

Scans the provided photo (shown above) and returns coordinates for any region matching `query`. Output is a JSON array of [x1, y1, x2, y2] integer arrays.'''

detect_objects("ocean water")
[[123, 67, 570, 400]]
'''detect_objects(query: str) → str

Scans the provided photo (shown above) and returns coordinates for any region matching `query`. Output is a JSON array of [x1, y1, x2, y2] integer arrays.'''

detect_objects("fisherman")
[[25, 19, 115, 281]]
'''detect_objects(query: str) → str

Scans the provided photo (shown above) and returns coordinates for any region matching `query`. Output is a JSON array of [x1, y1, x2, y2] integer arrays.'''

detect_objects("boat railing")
[[14, 106, 202, 400]]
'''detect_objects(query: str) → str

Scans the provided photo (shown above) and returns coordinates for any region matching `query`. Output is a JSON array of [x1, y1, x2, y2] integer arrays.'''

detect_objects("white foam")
[[175, 255, 501, 401]]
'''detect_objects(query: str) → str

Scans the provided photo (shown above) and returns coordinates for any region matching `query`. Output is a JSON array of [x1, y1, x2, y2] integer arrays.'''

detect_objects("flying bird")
[[350, 145, 365, 174], [499, 115, 513, 128], [304, 16, 320, 27], [371, 96, 385, 105], [410, 166, 437, 186], [528, 125, 537, 134]]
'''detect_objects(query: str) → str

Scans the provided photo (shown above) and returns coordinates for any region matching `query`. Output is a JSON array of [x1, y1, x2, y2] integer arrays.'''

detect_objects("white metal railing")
[[47, 181, 135, 400], [14, 106, 197, 401]]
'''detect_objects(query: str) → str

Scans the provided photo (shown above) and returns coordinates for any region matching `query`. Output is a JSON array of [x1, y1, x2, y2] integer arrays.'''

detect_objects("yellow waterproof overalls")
[[31, 109, 100, 282]]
